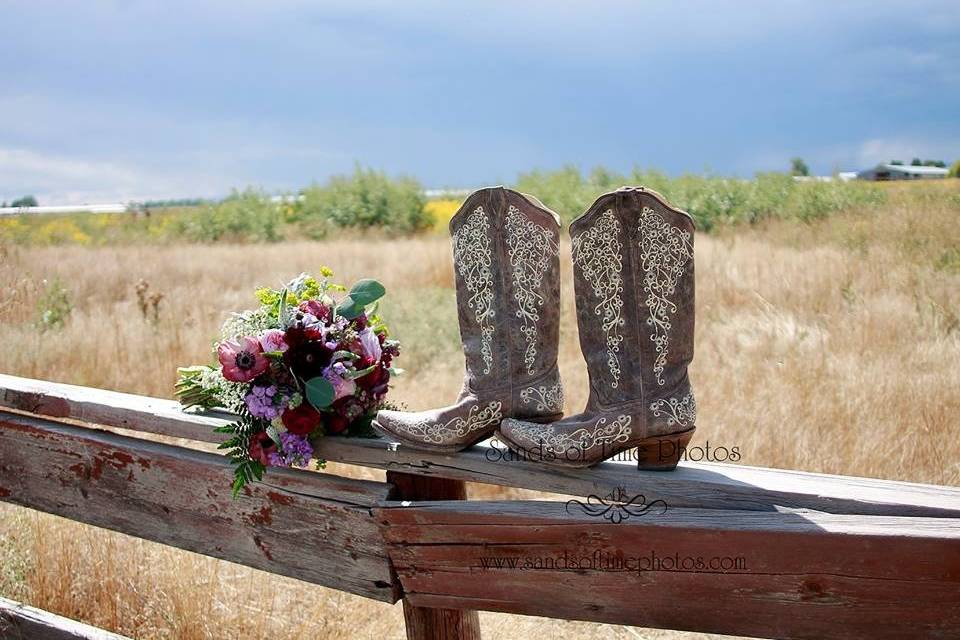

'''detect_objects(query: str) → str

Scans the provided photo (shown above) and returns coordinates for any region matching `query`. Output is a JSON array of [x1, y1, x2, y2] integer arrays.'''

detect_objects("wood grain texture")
[[377, 500, 960, 640], [0, 410, 399, 602], [0, 596, 131, 640], [387, 471, 482, 640], [3, 374, 959, 517]]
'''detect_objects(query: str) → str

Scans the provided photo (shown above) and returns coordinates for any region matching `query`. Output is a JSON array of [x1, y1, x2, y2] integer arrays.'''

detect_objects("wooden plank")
[[387, 472, 481, 640], [3, 373, 960, 517], [376, 500, 960, 640], [0, 410, 398, 602], [0, 373, 228, 444], [0, 596, 131, 639]]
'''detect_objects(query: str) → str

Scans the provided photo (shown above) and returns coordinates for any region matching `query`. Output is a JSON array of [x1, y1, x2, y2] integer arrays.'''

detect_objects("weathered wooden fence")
[[1, 373, 959, 639]]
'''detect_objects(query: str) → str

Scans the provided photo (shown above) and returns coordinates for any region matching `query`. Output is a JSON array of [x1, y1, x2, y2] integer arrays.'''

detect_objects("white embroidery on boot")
[[399, 401, 503, 445], [572, 209, 624, 388], [505, 205, 559, 375], [453, 206, 495, 375], [519, 381, 564, 413], [508, 415, 632, 456], [650, 391, 697, 428], [639, 206, 693, 386]]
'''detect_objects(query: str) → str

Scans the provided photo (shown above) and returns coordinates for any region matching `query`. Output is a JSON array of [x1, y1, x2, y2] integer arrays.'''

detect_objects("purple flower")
[[245, 384, 281, 419], [267, 432, 313, 468]]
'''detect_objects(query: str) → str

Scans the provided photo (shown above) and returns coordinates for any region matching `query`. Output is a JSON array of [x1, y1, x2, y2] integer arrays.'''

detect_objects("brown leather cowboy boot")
[[373, 187, 564, 452], [499, 186, 696, 469]]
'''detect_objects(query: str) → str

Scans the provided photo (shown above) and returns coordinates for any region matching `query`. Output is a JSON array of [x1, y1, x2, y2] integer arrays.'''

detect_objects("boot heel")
[[636, 428, 695, 471]]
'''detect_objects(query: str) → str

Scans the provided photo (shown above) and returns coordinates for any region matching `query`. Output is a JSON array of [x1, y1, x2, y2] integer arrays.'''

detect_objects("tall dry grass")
[[1, 186, 959, 639]]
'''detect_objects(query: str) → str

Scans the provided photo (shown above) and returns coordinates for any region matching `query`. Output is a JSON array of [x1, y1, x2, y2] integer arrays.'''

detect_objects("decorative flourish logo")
[[565, 486, 667, 524]]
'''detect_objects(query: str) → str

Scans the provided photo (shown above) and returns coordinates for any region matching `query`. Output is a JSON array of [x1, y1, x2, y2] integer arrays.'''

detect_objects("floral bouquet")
[[175, 270, 400, 496]]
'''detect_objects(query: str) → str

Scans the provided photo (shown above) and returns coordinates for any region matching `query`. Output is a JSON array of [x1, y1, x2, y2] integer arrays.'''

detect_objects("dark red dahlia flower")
[[284, 326, 323, 347], [283, 339, 333, 380]]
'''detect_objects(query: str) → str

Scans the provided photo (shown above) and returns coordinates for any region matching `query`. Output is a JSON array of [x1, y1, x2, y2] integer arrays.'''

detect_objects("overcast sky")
[[2, 1, 958, 204]]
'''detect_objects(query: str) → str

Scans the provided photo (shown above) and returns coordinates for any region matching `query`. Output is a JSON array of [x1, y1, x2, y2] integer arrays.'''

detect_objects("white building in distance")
[[857, 164, 949, 181]]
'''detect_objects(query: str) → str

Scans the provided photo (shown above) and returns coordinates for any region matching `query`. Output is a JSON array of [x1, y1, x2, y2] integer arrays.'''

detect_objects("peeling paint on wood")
[[0, 410, 399, 603]]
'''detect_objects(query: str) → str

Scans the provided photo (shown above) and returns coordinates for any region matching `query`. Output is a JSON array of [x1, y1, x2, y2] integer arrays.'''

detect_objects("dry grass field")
[[1, 184, 959, 638]]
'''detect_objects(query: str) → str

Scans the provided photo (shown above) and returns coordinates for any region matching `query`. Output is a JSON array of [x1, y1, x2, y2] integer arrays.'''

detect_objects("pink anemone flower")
[[218, 336, 270, 382]]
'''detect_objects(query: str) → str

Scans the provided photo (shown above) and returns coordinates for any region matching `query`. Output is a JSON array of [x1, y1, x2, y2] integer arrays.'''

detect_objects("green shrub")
[[296, 166, 430, 237], [179, 188, 281, 242], [515, 166, 886, 230], [36, 278, 72, 330]]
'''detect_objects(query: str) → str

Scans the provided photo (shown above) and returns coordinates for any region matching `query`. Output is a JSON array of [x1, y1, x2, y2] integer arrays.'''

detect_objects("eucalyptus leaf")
[[305, 376, 336, 409], [331, 350, 359, 361], [336, 279, 385, 318], [349, 279, 386, 305], [336, 297, 362, 320]]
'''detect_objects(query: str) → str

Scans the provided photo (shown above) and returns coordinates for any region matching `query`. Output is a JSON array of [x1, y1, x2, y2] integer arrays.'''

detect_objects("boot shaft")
[[570, 187, 695, 414], [449, 187, 562, 396]]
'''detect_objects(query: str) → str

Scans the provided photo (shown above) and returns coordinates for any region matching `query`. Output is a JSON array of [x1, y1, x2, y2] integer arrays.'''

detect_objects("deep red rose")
[[248, 431, 277, 466], [325, 414, 349, 435], [282, 404, 322, 435], [353, 313, 368, 330]]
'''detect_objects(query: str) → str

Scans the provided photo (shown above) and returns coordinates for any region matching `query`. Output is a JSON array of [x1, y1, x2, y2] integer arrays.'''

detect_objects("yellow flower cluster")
[[424, 199, 461, 230]]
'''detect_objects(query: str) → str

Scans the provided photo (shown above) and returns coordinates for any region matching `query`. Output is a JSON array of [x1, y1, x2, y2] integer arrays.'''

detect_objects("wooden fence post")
[[387, 471, 482, 640]]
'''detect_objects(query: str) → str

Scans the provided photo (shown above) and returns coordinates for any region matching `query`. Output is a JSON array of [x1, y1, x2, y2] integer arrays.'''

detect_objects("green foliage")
[[175, 365, 221, 409], [336, 278, 385, 319], [514, 166, 887, 230], [296, 166, 430, 237], [178, 188, 281, 242], [10, 195, 37, 208], [215, 417, 266, 498], [305, 376, 335, 409], [35, 278, 72, 331], [949, 160, 960, 178], [790, 157, 809, 177]]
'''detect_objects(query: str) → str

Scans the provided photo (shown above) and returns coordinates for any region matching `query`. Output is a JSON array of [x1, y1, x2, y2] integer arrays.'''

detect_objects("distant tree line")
[[3, 195, 38, 208]]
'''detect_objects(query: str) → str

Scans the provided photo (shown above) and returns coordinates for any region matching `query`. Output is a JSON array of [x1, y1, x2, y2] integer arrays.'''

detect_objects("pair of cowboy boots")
[[373, 186, 697, 470]]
